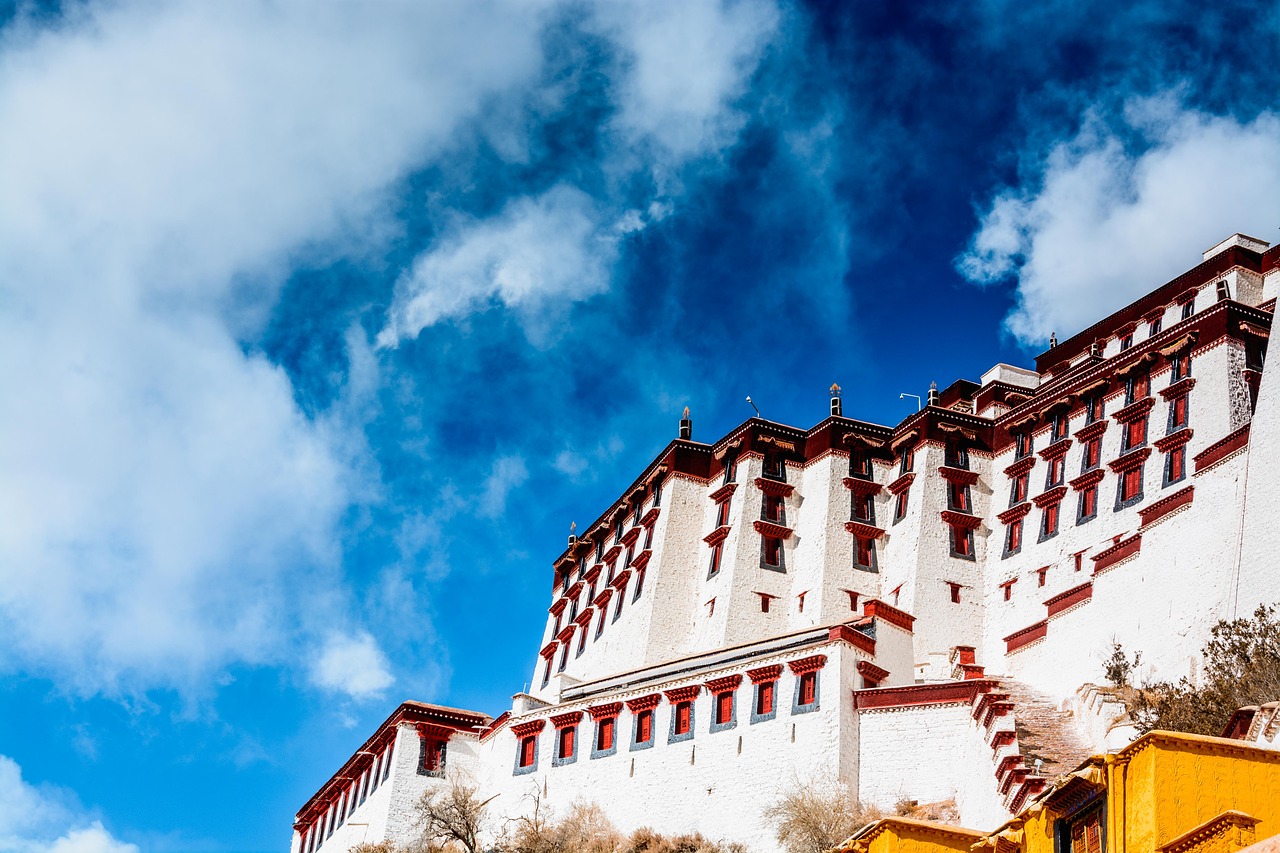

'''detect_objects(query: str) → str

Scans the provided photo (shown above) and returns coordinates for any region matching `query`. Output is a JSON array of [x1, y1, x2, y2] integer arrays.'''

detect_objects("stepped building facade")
[[291, 233, 1280, 851]]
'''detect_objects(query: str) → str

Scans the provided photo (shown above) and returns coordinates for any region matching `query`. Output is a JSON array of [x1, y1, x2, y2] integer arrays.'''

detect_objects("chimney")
[[830, 383, 843, 417], [927, 381, 939, 407], [679, 407, 692, 440], [1049, 332, 1058, 348], [567, 521, 577, 549]]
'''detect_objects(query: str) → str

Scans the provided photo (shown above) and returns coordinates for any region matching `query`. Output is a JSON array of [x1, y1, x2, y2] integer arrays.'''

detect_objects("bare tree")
[[764, 777, 880, 853], [414, 775, 496, 853]]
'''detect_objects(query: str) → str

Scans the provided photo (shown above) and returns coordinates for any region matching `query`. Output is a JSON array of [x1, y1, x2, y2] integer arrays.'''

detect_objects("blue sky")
[[0, 0, 1276, 850]]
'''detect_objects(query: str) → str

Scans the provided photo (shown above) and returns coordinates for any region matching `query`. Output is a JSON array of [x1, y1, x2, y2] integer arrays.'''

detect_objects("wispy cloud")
[[957, 96, 1280, 344], [0, 756, 136, 853], [309, 631, 395, 701]]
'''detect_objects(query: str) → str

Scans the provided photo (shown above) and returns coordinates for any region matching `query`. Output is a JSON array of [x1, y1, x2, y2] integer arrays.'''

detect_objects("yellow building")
[[840, 732, 1280, 853]]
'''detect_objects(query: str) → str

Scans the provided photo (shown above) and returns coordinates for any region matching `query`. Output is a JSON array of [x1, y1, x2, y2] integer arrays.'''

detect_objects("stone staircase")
[[949, 646, 1096, 814]]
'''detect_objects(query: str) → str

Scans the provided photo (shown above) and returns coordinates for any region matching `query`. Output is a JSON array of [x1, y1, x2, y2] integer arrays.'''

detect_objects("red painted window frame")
[[596, 717, 614, 751], [756, 681, 775, 715], [673, 701, 692, 735], [519, 735, 536, 768], [798, 671, 817, 706], [557, 726, 575, 759], [635, 709, 653, 744], [714, 691, 734, 725]]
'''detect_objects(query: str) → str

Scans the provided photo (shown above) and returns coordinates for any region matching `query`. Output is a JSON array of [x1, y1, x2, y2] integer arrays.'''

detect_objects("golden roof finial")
[[682, 406, 690, 420], [830, 382, 841, 395]]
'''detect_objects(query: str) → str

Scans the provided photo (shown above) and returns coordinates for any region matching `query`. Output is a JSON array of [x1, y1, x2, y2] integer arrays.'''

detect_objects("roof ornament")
[[927, 381, 940, 407], [567, 521, 577, 549], [1090, 340, 1101, 358], [1049, 331, 1058, 348], [679, 407, 692, 440], [830, 383, 843, 417]]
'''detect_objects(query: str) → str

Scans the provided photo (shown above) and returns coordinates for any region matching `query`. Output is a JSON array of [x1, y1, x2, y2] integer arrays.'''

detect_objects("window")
[[576, 626, 588, 657], [1082, 438, 1101, 471], [1037, 566, 1049, 586], [758, 593, 775, 613], [722, 453, 738, 485], [557, 726, 576, 761], [946, 441, 970, 470], [1061, 807, 1104, 853], [894, 489, 909, 522], [596, 718, 615, 752], [1015, 431, 1032, 459], [557, 641, 570, 673], [714, 691, 734, 726], [1182, 298, 1195, 320], [419, 737, 445, 776], [651, 474, 664, 507], [756, 682, 775, 716], [948, 581, 962, 603], [595, 607, 607, 640], [383, 741, 395, 782], [1126, 373, 1150, 404], [1011, 473, 1029, 505], [850, 448, 871, 480], [1000, 579, 1015, 601], [632, 568, 646, 600], [634, 710, 654, 746], [1165, 446, 1187, 485], [1149, 314, 1163, 336], [1085, 394, 1104, 424], [763, 453, 785, 482], [541, 656, 553, 687], [797, 672, 818, 707], [673, 701, 692, 736], [1123, 417, 1147, 452], [952, 526, 975, 559], [1046, 456, 1065, 488], [1217, 279, 1231, 301], [762, 536, 784, 570], [715, 498, 730, 527], [1171, 352, 1190, 381], [1052, 412, 1068, 441], [1118, 466, 1144, 506], [518, 735, 537, 768], [612, 584, 626, 622], [1169, 395, 1188, 431], [854, 537, 876, 571], [763, 493, 785, 523], [1040, 502, 1060, 540], [1077, 486, 1098, 524], [948, 482, 971, 512], [852, 493, 875, 523], [1005, 519, 1023, 556], [707, 542, 723, 579], [899, 446, 915, 474], [1119, 333, 1133, 351]]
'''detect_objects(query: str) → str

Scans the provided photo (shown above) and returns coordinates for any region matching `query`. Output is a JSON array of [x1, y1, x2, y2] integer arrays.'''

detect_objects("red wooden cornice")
[[621, 526, 641, 547], [1074, 420, 1110, 442], [565, 580, 584, 599], [863, 598, 916, 631], [755, 477, 795, 498], [703, 525, 731, 546], [550, 711, 583, 728], [586, 702, 623, 721], [603, 544, 622, 564], [843, 476, 883, 496], [1153, 428, 1194, 451], [1004, 620, 1048, 653], [641, 506, 661, 527], [592, 588, 613, 609], [1032, 485, 1068, 508], [573, 607, 594, 627], [787, 654, 828, 675], [1159, 377, 1196, 400], [887, 472, 916, 495], [1108, 447, 1152, 473], [511, 718, 547, 738], [1003, 456, 1037, 478], [940, 510, 982, 530], [556, 624, 577, 642], [608, 569, 632, 590], [1112, 396, 1157, 424], [753, 519, 793, 539], [705, 674, 743, 694], [845, 521, 886, 540], [1069, 468, 1106, 491], [708, 482, 738, 503], [829, 624, 876, 655], [939, 466, 980, 485], [539, 641, 558, 659], [998, 502, 1032, 524], [1138, 485, 1195, 527], [1158, 330, 1199, 355], [629, 549, 652, 572], [583, 565, 601, 585], [857, 660, 890, 682], [853, 679, 995, 710], [625, 693, 661, 712], [1045, 582, 1093, 618], [1038, 438, 1073, 460], [664, 685, 702, 703], [1093, 534, 1141, 573], [549, 599, 567, 616], [1194, 424, 1250, 473], [746, 664, 783, 683]]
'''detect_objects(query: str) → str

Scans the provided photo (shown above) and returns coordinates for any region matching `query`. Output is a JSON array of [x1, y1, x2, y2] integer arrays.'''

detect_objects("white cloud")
[[958, 98, 1280, 345], [479, 456, 531, 519], [0, 0, 556, 696], [378, 185, 617, 346], [309, 632, 394, 700], [0, 756, 137, 853]]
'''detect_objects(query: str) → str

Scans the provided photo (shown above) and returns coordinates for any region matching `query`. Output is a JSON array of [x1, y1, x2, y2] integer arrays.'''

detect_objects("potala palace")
[[290, 233, 1280, 852]]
